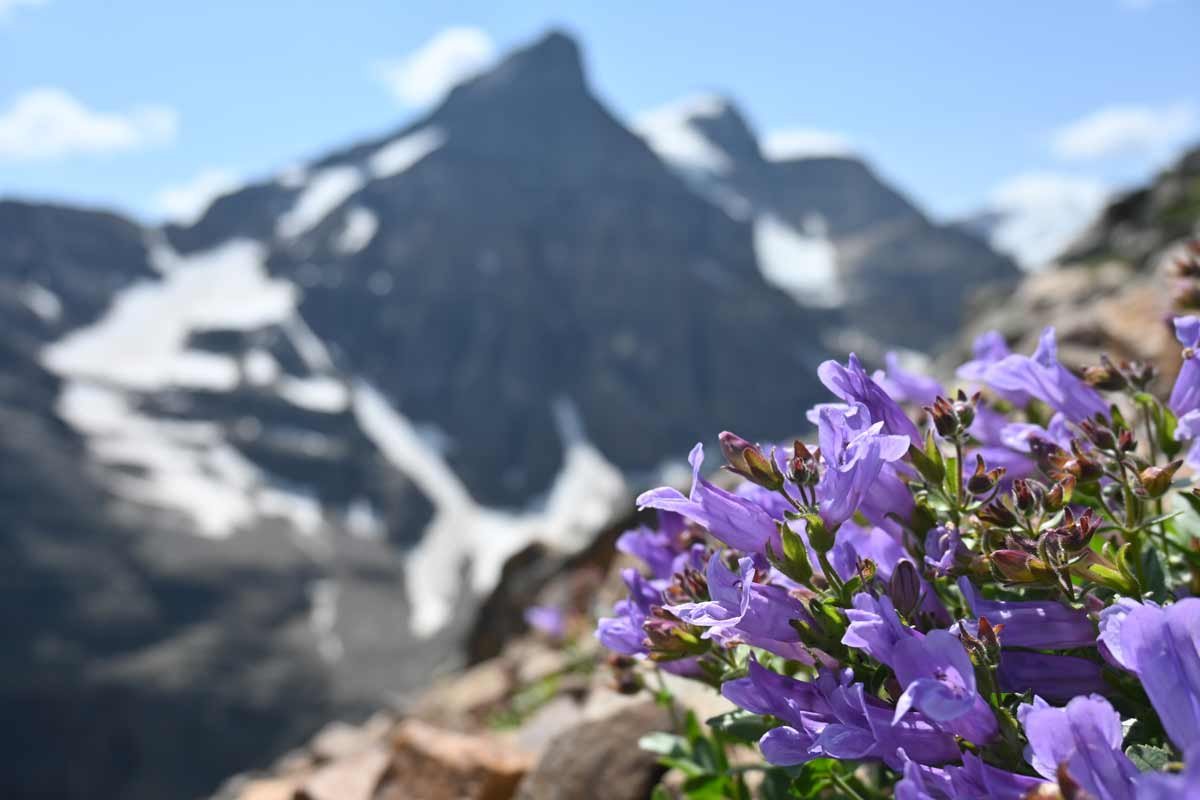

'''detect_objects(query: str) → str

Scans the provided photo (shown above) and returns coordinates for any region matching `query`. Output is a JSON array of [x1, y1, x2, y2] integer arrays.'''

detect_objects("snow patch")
[[634, 94, 733, 175], [278, 376, 350, 413], [20, 283, 61, 322], [243, 349, 281, 386], [752, 213, 842, 307], [368, 127, 445, 179], [307, 578, 344, 663], [44, 239, 296, 391], [352, 384, 627, 636], [276, 165, 365, 239], [334, 207, 379, 254]]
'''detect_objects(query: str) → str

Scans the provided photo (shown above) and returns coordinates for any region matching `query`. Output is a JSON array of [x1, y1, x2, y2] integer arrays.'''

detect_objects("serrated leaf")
[[1126, 743, 1172, 772]]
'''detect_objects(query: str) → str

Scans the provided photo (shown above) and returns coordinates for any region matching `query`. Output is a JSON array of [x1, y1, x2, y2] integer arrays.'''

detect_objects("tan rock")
[[411, 658, 513, 725], [515, 701, 672, 800], [235, 777, 305, 800], [374, 719, 532, 800], [298, 745, 390, 800]]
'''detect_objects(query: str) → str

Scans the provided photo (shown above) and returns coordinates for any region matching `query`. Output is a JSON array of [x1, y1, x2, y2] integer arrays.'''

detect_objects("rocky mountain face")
[[954, 143, 1200, 372], [634, 97, 1021, 350], [2, 31, 1018, 799]]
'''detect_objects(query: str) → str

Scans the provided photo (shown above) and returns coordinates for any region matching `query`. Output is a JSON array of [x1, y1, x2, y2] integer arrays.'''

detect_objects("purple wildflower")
[[1018, 694, 1138, 800], [1098, 597, 1200, 750], [892, 630, 998, 745], [924, 525, 969, 577], [958, 331, 1032, 407], [958, 577, 1096, 650], [721, 660, 843, 765], [1169, 315, 1200, 416], [996, 651, 1108, 702], [637, 443, 778, 554], [815, 403, 910, 530], [524, 605, 566, 639], [842, 593, 918, 667], [595, 568, 661, 656], [979, 327, 1107, 423], [815, 682, 960, 769], [668, 553, 813, 662], [944, 752, 1043, 800], [818, 354, 922, 445], [875, 352, 945, 407]]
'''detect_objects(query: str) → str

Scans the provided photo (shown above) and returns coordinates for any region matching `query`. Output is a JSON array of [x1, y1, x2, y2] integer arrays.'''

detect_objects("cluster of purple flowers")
[[597, 320, 1200, 798]]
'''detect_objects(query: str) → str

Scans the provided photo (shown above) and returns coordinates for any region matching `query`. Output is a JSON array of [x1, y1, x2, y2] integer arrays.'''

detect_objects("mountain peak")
[[461, 28, 586, 97], [633, 93, 757, 175]]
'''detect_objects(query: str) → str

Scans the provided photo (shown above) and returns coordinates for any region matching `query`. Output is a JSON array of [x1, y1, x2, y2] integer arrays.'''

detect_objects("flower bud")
[[804, 513, 836, 554], [966, 454, 1005, 496], [1083, 358, 1127, 391], [990, 549, 1055, 585], [1138, 459, 1183, 499], [1012, 479, 1042, 515], [1064, 442, 1103, 484], [788, 439, 820, 486], [1079, 419, 1117, 450], [1043, 475, 1075, 512], [719, 431, 785, 491], [889, 560, 922, 617], [979, 499, 1018, 528], [976, 616, 1003, 663], [644, 607, 709, 661]]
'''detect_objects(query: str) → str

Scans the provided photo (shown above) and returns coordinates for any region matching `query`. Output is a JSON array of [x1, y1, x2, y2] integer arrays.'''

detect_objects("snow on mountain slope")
[[633, 94, 735, 176], [351, 383, 627, 635], [752, 213, 842, 306]]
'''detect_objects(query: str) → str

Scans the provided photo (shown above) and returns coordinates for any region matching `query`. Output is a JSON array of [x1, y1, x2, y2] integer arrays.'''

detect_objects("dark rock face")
[[641, 100, 1021, 352], [1057, 144, 1200, 269], [0, 29, 1015, 799]]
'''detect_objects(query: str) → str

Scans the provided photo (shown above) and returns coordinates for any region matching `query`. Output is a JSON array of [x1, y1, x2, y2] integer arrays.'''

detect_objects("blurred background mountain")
[[1, 4, 1198, 798]]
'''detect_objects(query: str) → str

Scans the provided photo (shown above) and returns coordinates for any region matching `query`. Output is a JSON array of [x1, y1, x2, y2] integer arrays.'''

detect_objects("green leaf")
[[1126, 743, 1172, 772], [758, 769, 796, 800], [681, 774, 730, 799], [705, 710, 776, 744], [639, 732, 689, 757], [1142, 547, 1169, 603]]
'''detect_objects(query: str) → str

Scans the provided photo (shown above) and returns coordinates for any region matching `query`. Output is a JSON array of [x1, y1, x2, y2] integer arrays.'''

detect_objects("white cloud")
[[762, 128, 855, 160], [1051, 101, 1198, 161], [0, 0, 48, 21], [633, 94, 734, 174], [156, 168, 239, 224], [375, 27, 496, 108], [983, 172, 1110, 269], [0, 87, 178, 162]]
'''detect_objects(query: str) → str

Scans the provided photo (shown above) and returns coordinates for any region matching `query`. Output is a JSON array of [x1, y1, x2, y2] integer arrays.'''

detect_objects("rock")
[[514, 701, 672, 800], [309, 717, 392, 763], [235, 777, 306, 800], [411, 657, 514, 727], [374, 719, 532, 800], [513, 696, 585, 756], [298, 745, 391, 800]]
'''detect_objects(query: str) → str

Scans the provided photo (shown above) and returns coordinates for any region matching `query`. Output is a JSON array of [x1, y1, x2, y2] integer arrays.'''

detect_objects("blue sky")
[[1, 0, 1198, 234]]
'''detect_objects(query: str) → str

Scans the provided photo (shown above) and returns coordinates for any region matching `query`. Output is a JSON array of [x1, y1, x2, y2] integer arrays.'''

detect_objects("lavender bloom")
[[980, 327, 1107, 423], [1099, 597, 1200, 750], [816, 403, 910, 530], [595, 568, 661, 656], [638, 443, 777, 554], [924, 526, 969, 577], [1136, 745, 1200, 799], [996, 652, 1108, 702], [892, 630, 998, 745], [616, 522, 683, 583], [815, 682, 960, 769], [958, 331, 1032, 407], [944, 752, 1044, 800], [843, 593, 918, 667], [959, 577, 1096, 649], [819, 354, 922, 445], [722, 660, 844, 765], [1018, 695, 1138, 800], [669, 553, 812, 662], [1169, 316, 1200, 416], [875, 352, 945, 407], [524, 605, 566, 639], [895, 753, 953, 800]]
